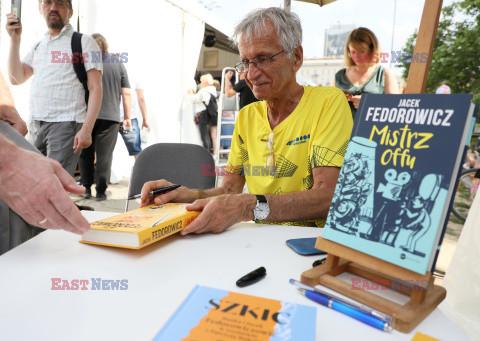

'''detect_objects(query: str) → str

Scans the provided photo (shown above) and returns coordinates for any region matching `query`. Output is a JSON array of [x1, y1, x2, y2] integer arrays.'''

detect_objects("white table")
[[0, 211, 467, 341]]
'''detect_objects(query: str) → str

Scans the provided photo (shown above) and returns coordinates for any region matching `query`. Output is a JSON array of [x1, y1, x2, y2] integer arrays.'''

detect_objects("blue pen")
[[289, 279, 392, 323], [292, 284, 393, 332], [301, 289, 392, 332]]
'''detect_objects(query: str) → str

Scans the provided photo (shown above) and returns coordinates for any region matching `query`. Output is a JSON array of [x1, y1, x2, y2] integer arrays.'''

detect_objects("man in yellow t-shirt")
[[140, 7, 353, 233], [226, 86, 351, 227]]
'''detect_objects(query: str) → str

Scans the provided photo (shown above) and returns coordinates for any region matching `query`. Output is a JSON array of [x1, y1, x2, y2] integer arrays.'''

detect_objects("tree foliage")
[[398, 0, 480, 103]]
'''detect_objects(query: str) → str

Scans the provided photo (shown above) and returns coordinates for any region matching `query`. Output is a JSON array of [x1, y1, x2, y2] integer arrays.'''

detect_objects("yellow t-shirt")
[[226, 86, 353, 227]]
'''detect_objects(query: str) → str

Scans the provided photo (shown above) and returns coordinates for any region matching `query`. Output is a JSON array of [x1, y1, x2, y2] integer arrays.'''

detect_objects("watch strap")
[[255, 195, 267, 203]]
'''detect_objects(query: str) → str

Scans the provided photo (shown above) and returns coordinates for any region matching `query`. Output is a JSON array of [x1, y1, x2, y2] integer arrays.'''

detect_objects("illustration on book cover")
[[327, 136, 447, 258]]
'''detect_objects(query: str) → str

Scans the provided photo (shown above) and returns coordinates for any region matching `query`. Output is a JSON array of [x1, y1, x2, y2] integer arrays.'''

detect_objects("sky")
[[200, 0, 457, 71]]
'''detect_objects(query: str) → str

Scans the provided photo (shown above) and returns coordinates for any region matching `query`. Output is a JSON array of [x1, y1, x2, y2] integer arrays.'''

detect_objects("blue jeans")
[[120, 118, 142, 156]]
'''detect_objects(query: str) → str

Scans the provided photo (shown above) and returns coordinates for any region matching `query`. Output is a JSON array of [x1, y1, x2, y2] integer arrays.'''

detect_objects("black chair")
[[125, 143, 216, 211]]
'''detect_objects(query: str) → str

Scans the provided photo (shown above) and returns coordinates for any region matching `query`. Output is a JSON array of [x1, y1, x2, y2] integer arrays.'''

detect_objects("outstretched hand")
[[0, 146, 90, 234]]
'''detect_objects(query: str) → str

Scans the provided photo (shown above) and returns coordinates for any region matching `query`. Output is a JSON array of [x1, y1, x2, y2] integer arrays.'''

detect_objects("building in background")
[[324, 24, 356, 58], [298, 24, 355, 86], [299, 58, 344, 86]]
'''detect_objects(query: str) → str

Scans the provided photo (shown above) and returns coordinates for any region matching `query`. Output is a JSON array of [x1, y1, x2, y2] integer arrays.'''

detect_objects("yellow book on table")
[[81, 204, 200, 249]]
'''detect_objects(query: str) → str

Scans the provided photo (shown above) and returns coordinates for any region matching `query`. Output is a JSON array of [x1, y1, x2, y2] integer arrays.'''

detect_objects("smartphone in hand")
[[11, 0, 22, 26]]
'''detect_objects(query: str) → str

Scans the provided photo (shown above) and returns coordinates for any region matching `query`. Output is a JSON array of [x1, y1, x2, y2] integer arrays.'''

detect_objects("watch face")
[[254, 203, 270, 220]]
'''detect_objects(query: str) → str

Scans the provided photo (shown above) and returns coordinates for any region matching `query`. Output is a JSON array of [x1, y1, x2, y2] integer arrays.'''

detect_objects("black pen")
[[127, 184, 181, 200]]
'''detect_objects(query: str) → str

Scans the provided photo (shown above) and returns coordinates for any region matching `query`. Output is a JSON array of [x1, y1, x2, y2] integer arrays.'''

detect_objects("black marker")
[[127, 184, 181, 200], [236, 267, 266, 287], [312, 257, 327, 268]]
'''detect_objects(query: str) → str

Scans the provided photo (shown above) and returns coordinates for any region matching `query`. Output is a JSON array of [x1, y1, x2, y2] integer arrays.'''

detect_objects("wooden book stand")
[[301, 237, 446, 333]]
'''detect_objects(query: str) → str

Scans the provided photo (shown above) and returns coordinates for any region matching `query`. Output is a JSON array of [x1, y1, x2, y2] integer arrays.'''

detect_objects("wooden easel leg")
[[301, 255, 341, 286], [324, 254, 340, 268], [410, 275, 433, 304]]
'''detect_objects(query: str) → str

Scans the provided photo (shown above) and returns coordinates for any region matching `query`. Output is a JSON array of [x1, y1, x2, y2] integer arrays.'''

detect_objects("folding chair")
[[125, 143, 216, 211]]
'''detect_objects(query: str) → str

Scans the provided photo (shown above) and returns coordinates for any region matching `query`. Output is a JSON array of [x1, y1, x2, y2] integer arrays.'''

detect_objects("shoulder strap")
[[71, 32, 89, 105], [33, 41, 41, 52], [201, 91, 209, 107], [358, 65, 382, 93], [207, 93, 218, 116], [210, 92, 218, 105]]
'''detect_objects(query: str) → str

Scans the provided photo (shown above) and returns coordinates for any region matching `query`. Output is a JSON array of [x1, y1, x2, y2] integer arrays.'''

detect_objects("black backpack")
[[33, 32, 89, 106], [203, 93, 218, 117], [71, 32, 89, 106]]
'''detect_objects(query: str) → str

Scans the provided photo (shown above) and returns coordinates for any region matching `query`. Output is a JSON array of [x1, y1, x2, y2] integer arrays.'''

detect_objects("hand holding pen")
[[129, 184, 181, 200], [139, 180, 194, 207]]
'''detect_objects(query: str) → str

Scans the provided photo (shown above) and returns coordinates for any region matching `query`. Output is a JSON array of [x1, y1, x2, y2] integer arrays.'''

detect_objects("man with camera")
[[6, 0, 103, 176]]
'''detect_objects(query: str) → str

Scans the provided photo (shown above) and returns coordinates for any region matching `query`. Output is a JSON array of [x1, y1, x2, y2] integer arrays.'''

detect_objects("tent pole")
[[389, 0, 397, 69], [405, 0, 443, 94]]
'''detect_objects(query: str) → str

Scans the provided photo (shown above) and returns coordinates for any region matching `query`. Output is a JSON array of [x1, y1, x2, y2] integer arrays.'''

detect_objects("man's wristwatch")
[[253, 195, 270, 221]]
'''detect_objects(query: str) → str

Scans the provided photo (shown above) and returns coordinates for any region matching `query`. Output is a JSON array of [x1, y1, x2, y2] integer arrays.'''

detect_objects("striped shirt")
[[23, 24, 103, 123]]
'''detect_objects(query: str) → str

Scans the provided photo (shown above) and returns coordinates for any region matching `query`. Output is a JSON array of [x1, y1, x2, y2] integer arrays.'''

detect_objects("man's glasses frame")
[[234, 50, 286, 74], [41, 0, 69, 8]]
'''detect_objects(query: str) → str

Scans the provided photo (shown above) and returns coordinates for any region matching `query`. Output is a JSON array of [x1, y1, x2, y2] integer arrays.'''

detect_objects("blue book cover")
[[323, 94, 474, 275], [154, 285, 316, 341]]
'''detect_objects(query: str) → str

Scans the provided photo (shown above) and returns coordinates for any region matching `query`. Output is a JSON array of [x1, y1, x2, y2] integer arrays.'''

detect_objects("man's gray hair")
[[232, 7, 302, 58]]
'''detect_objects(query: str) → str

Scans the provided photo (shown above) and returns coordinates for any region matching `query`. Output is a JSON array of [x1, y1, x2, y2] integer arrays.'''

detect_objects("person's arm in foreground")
[[0, 134, 90, 234], [140, 166, 339, 235], [0, 72, 27, 135], [73, 69, 102, 153]]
